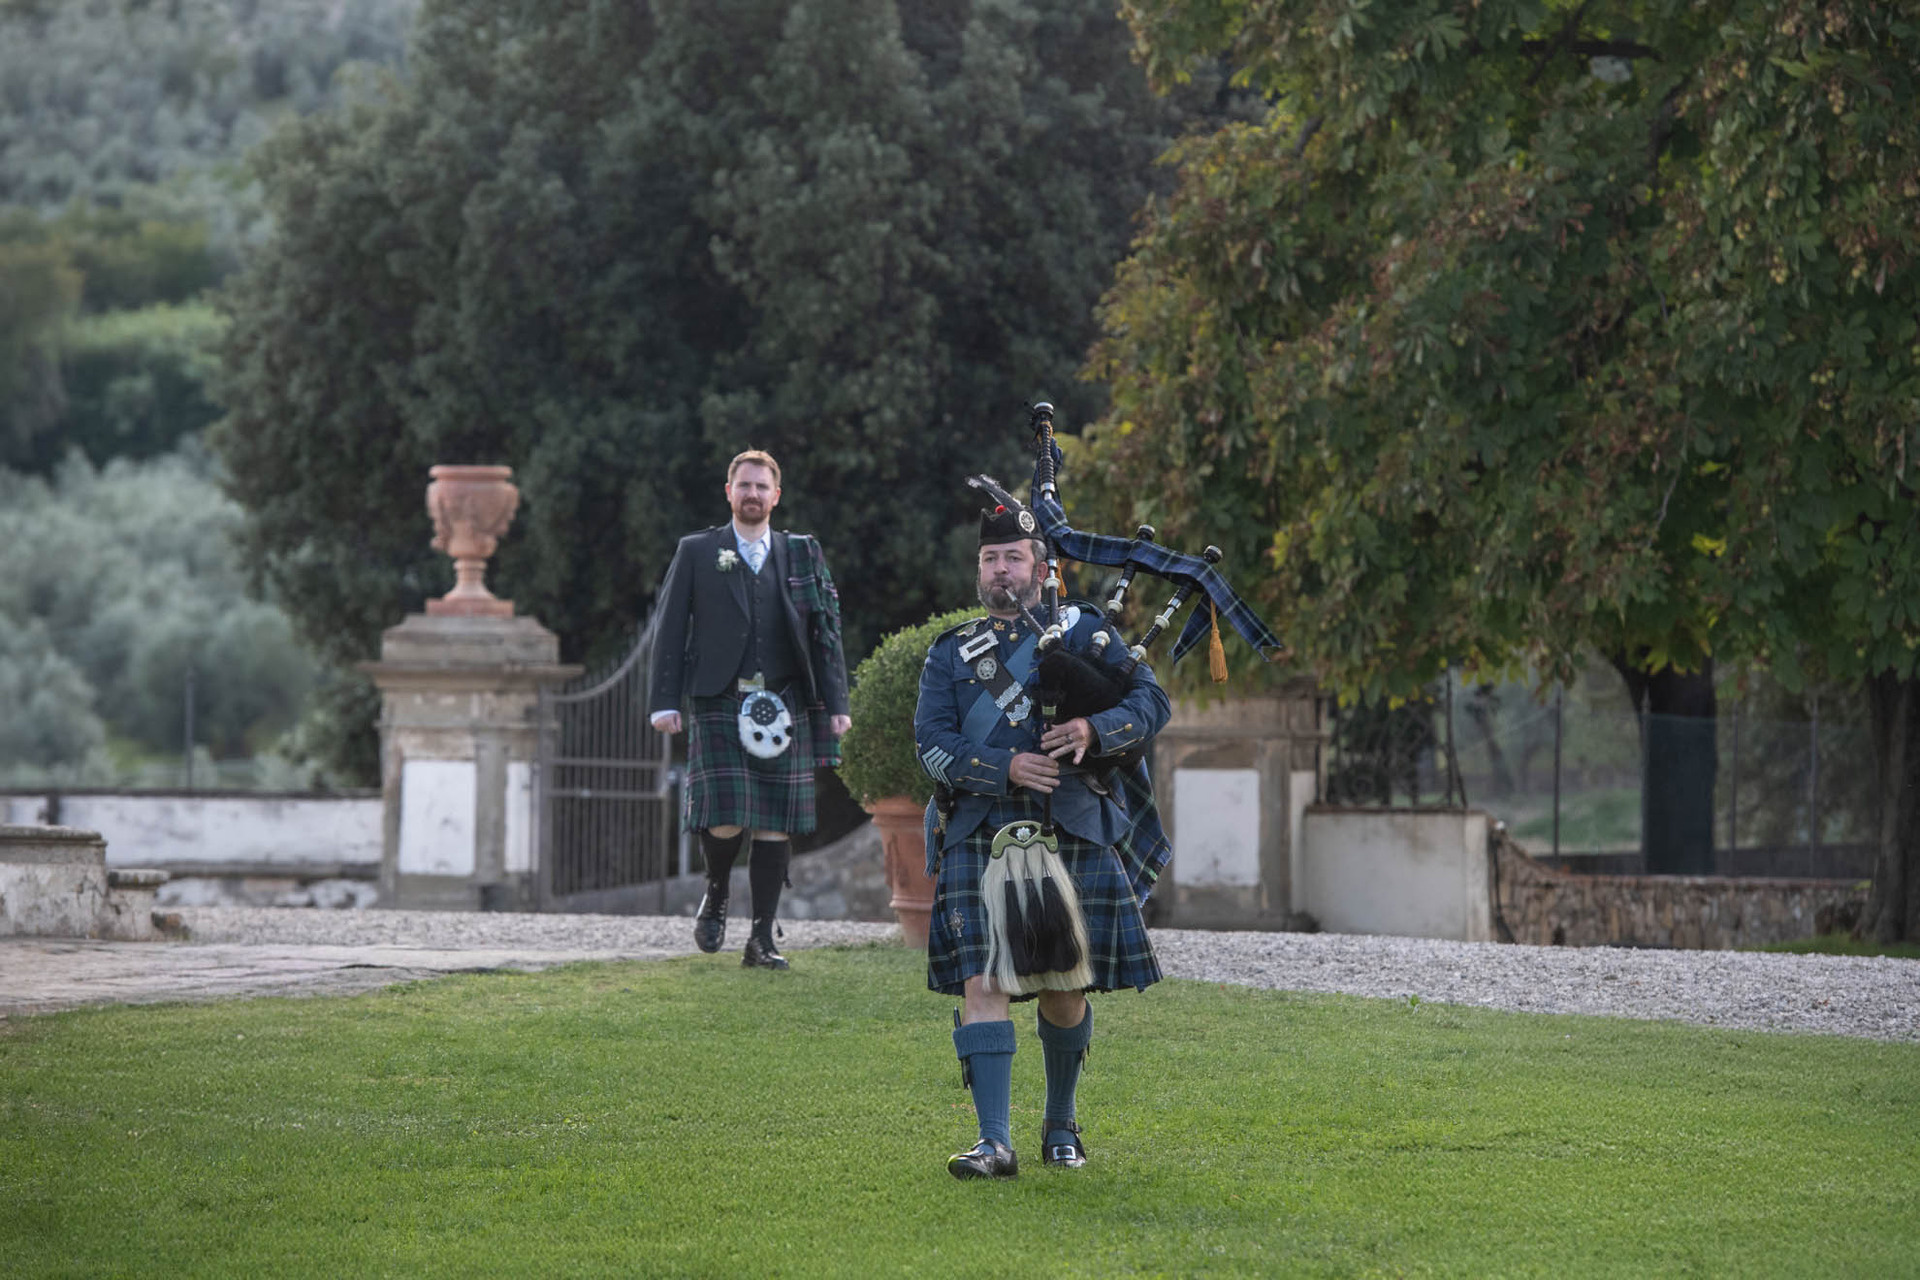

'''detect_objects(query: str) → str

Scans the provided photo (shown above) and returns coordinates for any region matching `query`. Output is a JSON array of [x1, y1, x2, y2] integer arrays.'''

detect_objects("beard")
[[977, 568, 1042, 614]]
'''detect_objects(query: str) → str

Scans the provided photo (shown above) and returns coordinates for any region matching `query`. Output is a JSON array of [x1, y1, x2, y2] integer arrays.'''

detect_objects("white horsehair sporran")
[[980, 818, 1092, 994]]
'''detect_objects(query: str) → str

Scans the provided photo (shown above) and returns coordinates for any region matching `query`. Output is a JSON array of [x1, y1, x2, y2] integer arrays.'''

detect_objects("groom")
[[648, 449, 852, 969]]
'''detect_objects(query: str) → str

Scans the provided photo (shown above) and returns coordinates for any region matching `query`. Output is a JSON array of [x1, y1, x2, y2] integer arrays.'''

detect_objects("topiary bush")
[[836, 606, 979, 807]]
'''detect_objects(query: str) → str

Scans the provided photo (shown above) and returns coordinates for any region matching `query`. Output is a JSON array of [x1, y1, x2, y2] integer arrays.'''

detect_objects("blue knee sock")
[[1037, 1003, 1093, 1137], [952, 1019, 1016, 1148]]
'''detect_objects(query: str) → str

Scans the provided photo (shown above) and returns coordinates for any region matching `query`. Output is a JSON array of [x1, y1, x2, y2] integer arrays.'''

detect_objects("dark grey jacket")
[[647, 525, 851, 716]]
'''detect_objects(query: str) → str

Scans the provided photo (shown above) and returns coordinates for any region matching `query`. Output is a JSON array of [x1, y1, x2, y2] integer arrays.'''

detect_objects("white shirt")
[[734, 525, 770, 574]]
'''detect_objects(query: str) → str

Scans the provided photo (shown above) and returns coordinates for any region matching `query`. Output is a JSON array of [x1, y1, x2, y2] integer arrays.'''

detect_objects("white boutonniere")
[[716, 547, 740, 572]]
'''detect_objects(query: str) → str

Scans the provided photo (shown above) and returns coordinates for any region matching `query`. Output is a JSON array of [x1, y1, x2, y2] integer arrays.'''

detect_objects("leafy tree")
[[0, 619, 107, 772], [52, 206, 221, 314], [1085, 0, 1920, 928], [0, 448, 318, 768], [0, 214, 82, 465], [1082, 0, 1732, 873], [0, 0, 418, 259], [1, 208, 229, 471], [212, 0, 1236, 778], [58, 302, 226, 469], [1647, 3, 1920, 940]]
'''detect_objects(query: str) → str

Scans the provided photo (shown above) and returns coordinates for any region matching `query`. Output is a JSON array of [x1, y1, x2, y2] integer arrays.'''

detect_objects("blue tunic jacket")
[[913, 606, 1171, 875]]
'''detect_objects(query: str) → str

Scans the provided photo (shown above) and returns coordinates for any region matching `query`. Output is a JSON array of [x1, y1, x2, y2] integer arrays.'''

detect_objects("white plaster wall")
[[1301, 808, 1492, 942], [1288, 769, 1316, 914], [504, 760, 531, 874], [1172, 768, 1262, 887], [3, 796, 49, 825], [18, 794, 382, 870], [399, 759, 476, 876]]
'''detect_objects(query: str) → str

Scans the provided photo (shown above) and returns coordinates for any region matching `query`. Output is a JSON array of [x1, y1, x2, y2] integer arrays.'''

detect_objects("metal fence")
[[533, 613, 682, 910], [1325, 673, 1879, 879]]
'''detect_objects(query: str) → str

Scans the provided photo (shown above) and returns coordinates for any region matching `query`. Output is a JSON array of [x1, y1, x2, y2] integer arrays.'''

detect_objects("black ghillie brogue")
[[947, 1139, 1019, 1181], [741, 917, 788, 970], [693, 884, 729, 954], [1040, 1119, 1087, 1169]]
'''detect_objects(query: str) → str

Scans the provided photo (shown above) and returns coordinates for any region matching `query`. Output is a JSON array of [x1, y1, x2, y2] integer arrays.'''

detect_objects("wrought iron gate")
[[533, 612, 680, 912]]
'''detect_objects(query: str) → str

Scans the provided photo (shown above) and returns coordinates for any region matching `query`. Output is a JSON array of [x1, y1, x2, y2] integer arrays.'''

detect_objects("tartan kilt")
[[926, 794, 1162, 998], [683, 691, 817, 834]]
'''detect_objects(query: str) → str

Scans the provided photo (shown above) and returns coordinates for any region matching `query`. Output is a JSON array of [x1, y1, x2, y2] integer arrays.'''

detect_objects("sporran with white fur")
[[979, 820, 1093, 994]]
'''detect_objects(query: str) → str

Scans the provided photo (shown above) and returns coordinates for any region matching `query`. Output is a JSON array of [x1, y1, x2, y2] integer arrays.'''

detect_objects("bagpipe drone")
[[965, 401, 1285, 740], [964, 402, 1285, 995]]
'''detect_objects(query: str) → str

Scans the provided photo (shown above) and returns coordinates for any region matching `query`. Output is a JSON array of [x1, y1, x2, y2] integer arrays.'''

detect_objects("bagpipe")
[[965, 401, 1285, 751], [966, 402, 1284, 995]]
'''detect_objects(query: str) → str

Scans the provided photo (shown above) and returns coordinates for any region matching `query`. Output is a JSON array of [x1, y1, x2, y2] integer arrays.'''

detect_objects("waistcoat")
[[740, 554, 799, 688]]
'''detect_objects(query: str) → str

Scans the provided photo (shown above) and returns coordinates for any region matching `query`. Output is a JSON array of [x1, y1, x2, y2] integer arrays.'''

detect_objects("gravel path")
[[3, 906, 1914, 1042]]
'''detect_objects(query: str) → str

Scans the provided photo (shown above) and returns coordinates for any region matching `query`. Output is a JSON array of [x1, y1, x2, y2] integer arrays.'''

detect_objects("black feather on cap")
[[967, 474, 1041, 547]]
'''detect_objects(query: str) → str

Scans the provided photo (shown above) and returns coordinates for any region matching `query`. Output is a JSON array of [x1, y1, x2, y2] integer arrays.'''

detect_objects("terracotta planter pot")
[[865, 795, 935, 949], [425, 464, 520, 617]]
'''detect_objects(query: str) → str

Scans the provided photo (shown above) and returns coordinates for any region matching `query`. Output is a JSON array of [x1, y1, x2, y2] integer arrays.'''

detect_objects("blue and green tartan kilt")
[[926, 796, 1162, 998], [683, 692, 817, 835]]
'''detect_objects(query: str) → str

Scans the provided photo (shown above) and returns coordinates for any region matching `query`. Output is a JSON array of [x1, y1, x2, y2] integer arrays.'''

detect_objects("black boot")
[[693, 882, 729, 954], [694, 830, 741, 953], [741, 840, 791, 969], [742, 916, 788, 970]]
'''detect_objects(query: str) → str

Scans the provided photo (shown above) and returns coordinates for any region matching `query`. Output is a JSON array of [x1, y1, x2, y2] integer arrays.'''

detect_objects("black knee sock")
[[699, 830, 742, 889], [748, 839, 790, 922]]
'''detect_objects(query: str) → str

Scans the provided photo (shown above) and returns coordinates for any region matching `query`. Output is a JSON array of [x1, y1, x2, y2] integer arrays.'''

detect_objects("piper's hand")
[[649, 710, 682, 735], [1009, 751, 1061, 794], [1041, 717, 1095, 765], [830, 714, 852, 736]]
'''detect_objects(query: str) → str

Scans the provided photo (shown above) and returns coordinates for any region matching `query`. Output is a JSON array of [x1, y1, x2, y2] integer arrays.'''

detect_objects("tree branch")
[[1525, 1, 1592, 87], [1524, 38, 1663, 62], [1291, 115, 1324, 159]]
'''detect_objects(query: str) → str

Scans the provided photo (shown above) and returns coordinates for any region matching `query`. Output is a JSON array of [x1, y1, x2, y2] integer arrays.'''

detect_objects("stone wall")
[[0, 791, 382, 876], [1491, 826, 1866, 949], [0, 825, 170, 940]]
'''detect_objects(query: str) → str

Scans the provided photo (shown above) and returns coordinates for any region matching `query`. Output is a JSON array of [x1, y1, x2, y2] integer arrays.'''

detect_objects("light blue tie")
[[746, 539, 766, 573]]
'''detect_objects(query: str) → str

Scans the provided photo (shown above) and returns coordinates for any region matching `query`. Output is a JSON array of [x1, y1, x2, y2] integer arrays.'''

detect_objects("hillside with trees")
[[0, 0, 416, 785]]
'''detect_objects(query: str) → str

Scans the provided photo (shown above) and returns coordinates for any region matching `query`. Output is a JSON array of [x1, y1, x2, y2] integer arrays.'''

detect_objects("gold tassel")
[[1208, 599, 1228, 684]]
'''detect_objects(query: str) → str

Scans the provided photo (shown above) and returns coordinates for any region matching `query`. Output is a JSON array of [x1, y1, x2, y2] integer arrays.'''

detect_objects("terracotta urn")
[[865, 795, 936, 948], [425, 464, 519, 617]]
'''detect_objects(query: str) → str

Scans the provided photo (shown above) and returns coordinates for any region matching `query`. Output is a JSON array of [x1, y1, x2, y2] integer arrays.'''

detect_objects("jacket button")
[[970, 757, 980, 765]]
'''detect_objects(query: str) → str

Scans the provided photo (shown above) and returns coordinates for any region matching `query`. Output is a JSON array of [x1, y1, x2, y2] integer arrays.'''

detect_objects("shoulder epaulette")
[[936, 616, 989, 642]]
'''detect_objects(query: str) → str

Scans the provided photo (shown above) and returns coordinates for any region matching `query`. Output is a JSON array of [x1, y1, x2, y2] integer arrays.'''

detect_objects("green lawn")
[[4, 944, 1917, 1278], [1503, 785, 1642, 853]]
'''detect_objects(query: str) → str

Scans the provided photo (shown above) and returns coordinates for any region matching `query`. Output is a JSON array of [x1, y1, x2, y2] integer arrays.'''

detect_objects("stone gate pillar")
[[359, 467, 580, 911], [1151, 683, 1323, 929]]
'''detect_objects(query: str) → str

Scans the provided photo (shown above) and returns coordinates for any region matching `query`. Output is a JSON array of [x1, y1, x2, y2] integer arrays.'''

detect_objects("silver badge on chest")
[[738, 689, 793, 759]]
